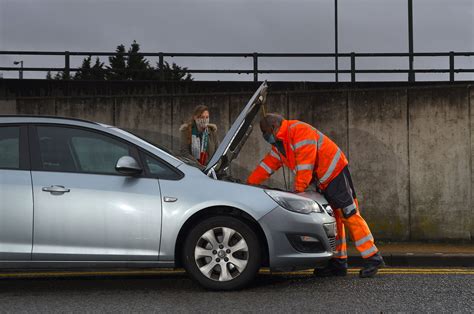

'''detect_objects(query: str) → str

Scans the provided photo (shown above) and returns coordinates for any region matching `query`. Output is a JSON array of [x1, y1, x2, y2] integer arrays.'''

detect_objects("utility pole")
[[408, 0, 414, 82], [334, 0, 339, 83]]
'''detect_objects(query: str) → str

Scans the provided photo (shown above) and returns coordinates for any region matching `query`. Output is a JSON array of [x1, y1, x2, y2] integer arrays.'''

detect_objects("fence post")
[[449, 51, 455, 82], [159, 52, 164, 81], [64, 51, 70, 80], [253, 52, 258, 82], [351, 52, 356, 83]]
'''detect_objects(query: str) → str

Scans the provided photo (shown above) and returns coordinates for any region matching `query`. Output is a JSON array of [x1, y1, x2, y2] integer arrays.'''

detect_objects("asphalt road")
[[0, 269, 472, 313]]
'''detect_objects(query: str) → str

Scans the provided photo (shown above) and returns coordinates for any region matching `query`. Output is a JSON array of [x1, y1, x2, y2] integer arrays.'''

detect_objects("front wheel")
[[182, 216, 262, 290]]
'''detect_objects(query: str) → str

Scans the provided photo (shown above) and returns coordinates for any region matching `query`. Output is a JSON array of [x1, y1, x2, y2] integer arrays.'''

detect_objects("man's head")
[[260, 113, 284, 144]]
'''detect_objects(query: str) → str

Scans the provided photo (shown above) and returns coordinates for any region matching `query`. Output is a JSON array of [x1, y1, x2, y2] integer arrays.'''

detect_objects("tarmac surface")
[[0, 242, 472, 312], [0, 268, 472, 313]]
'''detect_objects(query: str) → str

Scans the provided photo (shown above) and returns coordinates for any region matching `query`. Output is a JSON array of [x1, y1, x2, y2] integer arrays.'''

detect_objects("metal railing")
[[0, 50, 473, 82]]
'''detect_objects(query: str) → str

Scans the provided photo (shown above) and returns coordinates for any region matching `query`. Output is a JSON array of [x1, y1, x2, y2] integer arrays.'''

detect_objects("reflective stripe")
[[293, 139, 317, 150], [355, 234, 374, 247], [260, 162, 274, 174], [290, 121, 318, 132], [289, 121, 307, 129], [317, 131, 324, 149], [361, 245, 378, 257], [342, 202, 357, 216], [334, 250, 348, 257], [270, 150, 281, 160], [319, 149, 342, 184], [296, 164, 314, 171], [335, 238, 347, 246]]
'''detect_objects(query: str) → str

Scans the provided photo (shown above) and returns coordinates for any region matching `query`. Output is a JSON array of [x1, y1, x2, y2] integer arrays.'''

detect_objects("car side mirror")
[[115, 156, 142, 176]]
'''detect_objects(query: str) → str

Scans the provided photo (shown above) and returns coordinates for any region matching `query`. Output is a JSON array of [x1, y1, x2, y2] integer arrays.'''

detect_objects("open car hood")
[[204, 81, 268, 176]]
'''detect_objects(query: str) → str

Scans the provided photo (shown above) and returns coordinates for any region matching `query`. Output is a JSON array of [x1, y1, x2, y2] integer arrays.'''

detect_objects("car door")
[[30, 124, 162, 261], [0, 125, 33, 260]]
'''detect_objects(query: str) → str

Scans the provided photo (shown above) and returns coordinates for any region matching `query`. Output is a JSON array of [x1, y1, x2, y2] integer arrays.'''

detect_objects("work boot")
[[359, 252, 385, 278], [314, 258, 348, 277]]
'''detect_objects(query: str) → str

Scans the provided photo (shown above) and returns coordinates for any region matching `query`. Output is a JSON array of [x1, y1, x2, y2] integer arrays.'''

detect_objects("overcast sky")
[[1, 0, 473, 81]]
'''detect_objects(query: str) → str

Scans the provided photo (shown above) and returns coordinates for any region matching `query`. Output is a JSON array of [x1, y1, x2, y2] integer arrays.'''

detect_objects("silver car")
[[0, 82, 336, 290]]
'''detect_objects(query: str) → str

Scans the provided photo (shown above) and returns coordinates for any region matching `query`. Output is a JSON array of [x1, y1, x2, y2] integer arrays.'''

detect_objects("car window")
[[0, 127, 20, 169], [36, 126, 132, 175], [112, 127, 182, 163], [144, 153, 182, 180], [71, 137, 129, 174]]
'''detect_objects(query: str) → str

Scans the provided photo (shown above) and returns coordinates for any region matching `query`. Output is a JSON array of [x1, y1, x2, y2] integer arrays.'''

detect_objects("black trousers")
[[323, 166, 357, 218]]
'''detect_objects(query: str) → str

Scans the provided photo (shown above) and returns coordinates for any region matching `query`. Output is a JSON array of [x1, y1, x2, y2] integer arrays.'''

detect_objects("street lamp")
[[13, 60, 24, 79]]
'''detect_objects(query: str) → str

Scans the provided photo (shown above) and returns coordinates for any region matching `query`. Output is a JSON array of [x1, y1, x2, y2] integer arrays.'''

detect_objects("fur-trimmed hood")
[[179, 123, 217, 133]]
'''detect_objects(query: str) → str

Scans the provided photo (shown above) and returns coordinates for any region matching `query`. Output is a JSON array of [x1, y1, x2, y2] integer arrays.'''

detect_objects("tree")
[[106, 44, 127, 80], [90, 57, 106, 80], [126, 40, 154, 80], [156, 61, 193, 81], [45, 68, 70, 80], [107, 40, 192, 81], [73, 56, 92, 80], [52, 70, 70, 80], [73, 56, 106, 80], [44, 40, 193, 81]]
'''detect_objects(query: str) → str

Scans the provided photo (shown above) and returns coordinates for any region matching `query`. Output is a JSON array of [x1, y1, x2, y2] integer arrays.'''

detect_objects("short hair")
[[261, 113, 284, 128]]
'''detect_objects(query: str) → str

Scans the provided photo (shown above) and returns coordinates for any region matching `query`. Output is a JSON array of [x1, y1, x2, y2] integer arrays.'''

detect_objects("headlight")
[[264, 190, 322, 214]]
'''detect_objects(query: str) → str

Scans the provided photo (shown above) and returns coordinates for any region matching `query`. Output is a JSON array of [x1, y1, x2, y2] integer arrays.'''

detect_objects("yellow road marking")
[[269, 269, 474, 276], [0, 268, 472, 278], [0, 269, 183, 278]]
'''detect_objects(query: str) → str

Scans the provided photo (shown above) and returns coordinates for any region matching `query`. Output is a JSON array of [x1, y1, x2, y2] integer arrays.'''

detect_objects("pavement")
[[347, 241, 474, 267]]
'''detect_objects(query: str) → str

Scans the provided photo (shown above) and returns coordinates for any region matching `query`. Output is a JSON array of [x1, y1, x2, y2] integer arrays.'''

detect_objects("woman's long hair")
[[186, 105, 209, 144]]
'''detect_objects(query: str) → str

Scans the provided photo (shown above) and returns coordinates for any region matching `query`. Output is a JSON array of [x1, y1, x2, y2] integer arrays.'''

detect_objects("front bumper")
[[259, 206, 336, 272]]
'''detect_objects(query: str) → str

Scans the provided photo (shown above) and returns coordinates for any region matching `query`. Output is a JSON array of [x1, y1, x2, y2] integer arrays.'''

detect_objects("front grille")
[[328, 236, 336, 252]]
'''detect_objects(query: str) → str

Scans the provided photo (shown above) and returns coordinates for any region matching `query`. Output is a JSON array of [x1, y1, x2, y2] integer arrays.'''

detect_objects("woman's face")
[[195, 110, 209, 121], [195, 110, 210, 129]]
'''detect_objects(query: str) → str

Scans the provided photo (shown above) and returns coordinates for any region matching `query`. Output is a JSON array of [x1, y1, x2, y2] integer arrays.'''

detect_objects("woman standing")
[[179, 105, 219, 166]]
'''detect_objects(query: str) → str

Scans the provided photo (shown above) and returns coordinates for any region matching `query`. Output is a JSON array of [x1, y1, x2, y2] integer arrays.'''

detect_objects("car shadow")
[[0, 272, 343, 295]]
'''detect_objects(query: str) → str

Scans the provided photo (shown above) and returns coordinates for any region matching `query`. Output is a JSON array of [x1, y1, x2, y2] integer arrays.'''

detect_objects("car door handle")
[[163, 196, 177, 202], [42, 185, 70, 194]]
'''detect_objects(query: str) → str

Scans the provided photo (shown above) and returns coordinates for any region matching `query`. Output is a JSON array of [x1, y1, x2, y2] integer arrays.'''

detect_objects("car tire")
[[182, 215, 262, 291]]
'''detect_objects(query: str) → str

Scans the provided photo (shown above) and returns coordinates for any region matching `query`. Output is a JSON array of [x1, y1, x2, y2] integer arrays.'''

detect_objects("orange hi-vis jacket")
[[247, 120, 348, 192]]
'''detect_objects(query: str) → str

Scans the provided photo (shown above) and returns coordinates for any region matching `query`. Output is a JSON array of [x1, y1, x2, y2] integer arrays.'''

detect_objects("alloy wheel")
[[194, 227, 249, 282]]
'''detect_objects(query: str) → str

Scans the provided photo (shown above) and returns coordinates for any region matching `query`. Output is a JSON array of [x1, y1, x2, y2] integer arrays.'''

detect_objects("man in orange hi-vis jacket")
[[247, 113, 384, 278]]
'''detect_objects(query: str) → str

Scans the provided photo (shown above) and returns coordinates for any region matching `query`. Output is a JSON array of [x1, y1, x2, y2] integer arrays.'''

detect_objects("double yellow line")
[[280, 268, 474, 276], [0, 268, 472, 279]]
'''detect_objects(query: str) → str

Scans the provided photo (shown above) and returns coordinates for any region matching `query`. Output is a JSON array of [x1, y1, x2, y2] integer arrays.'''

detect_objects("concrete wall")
[[408, 87, 471, 240], [0, 83, 472, 241], [348, 89, 410, 241]]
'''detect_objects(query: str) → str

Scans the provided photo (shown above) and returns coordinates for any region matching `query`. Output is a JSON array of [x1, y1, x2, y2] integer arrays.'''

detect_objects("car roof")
[[0, 115, 103, 127], [0, 114, 184, 168]]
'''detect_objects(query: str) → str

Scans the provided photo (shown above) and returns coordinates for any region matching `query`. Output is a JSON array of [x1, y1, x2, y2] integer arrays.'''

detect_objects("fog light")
[[287, 234, 325, 253], [299, 235, 320, 242]]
